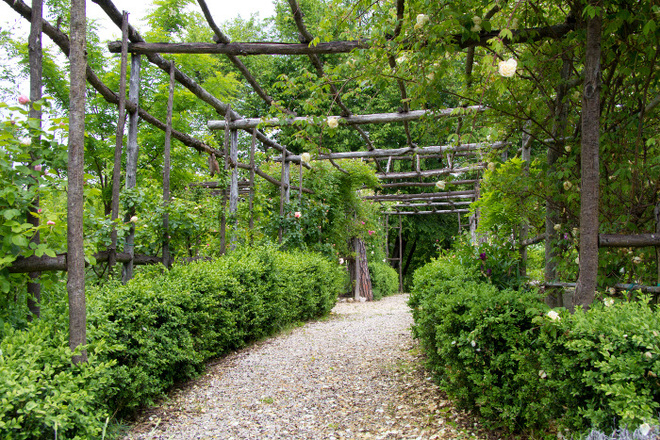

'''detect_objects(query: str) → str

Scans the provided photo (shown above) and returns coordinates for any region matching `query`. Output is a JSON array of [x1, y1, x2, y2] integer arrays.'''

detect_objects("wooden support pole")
[[108, 40, 368, 55], [109, 11, 129, 271], [209, 106, 485, 130], [379, 179, 478, 189], [162, 61, 175, 268], [9, 251, 162, 273], [229, 128, 238, 250], [383, 209, 471, 215], [398, 215, 403, 293], [364, 190, 476, 201], [68, 0, 87, 364], [279, 146, 288, 243], [598, 234, 660, 247], [376, 164, 484, 180], [298, 162, 303, 203], [249, 129, 256, 239], [519, 123, 532, 277], [354, 238, 361, 300], [121, 53, 141, 284], [656, 203, 660, 287], [27, 0, 43, 320]]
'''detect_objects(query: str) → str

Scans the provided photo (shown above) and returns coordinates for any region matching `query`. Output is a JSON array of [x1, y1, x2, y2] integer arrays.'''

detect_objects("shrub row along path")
[[124, 294, 489, 440]]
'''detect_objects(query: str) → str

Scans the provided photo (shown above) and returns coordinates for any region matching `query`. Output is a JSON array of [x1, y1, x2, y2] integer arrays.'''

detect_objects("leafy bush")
[[0, 246, 346, 438], [535, 298, 660, 432], [0, 321, 115, 440], [410, 255, 660, 435], [368, 261, 399, 300], [409, 256, 550, 431]]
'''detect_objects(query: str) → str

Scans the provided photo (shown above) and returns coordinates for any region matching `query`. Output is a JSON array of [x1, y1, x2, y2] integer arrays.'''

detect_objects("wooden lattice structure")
[[3, 0, 659, 360]]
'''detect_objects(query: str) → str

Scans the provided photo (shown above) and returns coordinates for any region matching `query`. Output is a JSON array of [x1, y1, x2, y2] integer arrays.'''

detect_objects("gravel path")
[[124, 294, 488, 440]]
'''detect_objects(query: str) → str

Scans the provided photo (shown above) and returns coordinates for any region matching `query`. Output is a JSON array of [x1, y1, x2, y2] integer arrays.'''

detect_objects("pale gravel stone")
[[124, 294, 487, 440]]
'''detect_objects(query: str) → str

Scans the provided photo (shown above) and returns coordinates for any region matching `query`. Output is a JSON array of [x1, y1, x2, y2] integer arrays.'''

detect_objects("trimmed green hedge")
[[0, 246, 345, 439], [368, 261, 399, 300], [410, 255, 660, 435]]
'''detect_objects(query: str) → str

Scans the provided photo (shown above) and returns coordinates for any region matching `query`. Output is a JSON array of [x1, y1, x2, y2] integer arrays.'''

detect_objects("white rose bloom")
[[435, 180, 446, 190], [130, 215, 138, 223], [301, 152, 311, 164], [547, 310, 560, 321], [327, 117, 339, 129], [498, 58, 517, 77], [414, 13, 429, 30]]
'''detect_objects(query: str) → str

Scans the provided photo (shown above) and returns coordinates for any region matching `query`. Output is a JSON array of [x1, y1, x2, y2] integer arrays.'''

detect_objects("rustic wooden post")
[[278, 146, 289, 243], [519, 124, 532, 277], [469, 182, 480, 244], [298, 162, 303, 203], [162, 61, 175, 268], [121, 53, 141, 284], [655, 203, 660, 301], [26, 0, 43, 320], [545, 54, 573, 308], [398, 215, 403, 293], [219, 108, 231, 254], [354, 238, 361, 300], [68, 0, 87, 364], [109, 12, 129, 271], [573, 7, 602, 311], [228, 128, 238, 250], [249, 129, 256, 241]]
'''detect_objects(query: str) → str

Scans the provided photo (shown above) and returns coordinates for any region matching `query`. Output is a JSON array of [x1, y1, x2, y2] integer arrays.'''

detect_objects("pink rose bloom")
[[294, 211, 301, 218], [368, 230, 374, 236], [34, 164, 42, 172], [18, 95, 30, 105], [361, 221, 365, 225], [37, 208, 42, 213], [47, 220, 55, 226]]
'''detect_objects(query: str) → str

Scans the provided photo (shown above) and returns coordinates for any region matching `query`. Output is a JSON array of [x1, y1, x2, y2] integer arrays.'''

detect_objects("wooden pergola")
[[4, 0, 658, 361]]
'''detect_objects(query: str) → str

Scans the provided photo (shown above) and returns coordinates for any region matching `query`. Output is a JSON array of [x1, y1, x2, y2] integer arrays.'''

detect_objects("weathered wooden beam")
[[280, 141, 505, 162], [364, 190, 475, 201], [383, 209, 471, 215], [208, 106, 485, 130], [520, 234, 546, 247], [377, 164, 484, 180], [598, 234, 660, 247], [8, 251, 161, 273], [379, 179, 478, 188], [392, 201, 472, 209], [108, 40, 369, 55], [614, 284, 660, 294]]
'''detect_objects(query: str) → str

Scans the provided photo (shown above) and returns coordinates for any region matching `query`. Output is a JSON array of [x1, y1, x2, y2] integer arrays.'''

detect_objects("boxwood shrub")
[[0, 245, 345, 439], [368, 261, 399, 300], [410, 254, 660, 435]]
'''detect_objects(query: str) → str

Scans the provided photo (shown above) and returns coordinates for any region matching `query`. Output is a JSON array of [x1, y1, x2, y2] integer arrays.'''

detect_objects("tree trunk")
[[349, 237, 373, 301], [573, 9, 602, 312], [68, 0, 87, 364]]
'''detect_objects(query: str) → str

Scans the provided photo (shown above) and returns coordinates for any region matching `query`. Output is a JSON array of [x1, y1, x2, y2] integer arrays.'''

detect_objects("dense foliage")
[[410, 254, 660, 435], [0, 245, 345, 439]]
